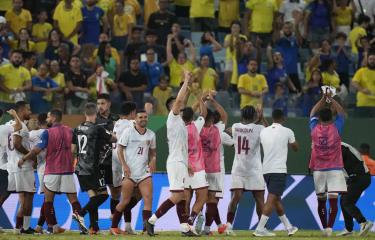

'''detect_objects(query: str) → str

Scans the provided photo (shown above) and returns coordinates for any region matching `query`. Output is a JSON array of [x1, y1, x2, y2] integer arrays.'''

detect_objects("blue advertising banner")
[[0, 174, 374, 232]]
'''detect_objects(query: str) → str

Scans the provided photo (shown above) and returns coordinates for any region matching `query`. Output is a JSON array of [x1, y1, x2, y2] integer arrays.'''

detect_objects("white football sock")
[[279, 214, 292, 229], [148, 214, 158, 224], [23, 216, 31, 230], [256, 215, 269, 231]]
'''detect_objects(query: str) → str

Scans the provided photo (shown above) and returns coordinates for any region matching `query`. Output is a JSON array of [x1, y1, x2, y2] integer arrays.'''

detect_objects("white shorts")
[[313, 170, 347, 194], [167, 161, 188, 192], [112, 155, 123, 188], [37, 170, 45, 194], [231, 174, 265, 191], [127, 173, 152, 185], [8, 171, 36, 193], [207, 172, 223, 192], [185, 170, 209, 190], [44, 174, 77, 193]]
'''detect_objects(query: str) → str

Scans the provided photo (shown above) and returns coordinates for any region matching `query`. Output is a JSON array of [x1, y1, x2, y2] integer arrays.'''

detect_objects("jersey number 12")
[[237, 136, 250, 154], [78, 135, 88, 154]]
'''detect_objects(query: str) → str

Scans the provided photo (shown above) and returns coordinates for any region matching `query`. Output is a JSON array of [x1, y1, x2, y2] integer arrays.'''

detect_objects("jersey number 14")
[[237, 136, 250, 154]]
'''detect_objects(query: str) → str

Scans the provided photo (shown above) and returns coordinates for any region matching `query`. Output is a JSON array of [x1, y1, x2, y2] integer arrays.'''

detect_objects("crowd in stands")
[[1, 0, 375, 117]]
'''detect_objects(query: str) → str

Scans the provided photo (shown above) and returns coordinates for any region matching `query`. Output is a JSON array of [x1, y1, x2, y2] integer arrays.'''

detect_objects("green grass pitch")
[[0, 230, 374, 240]]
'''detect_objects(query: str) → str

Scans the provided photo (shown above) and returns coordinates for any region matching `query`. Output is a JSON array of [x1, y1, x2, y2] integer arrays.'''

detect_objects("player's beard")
[[368, 62, 375, 70], [47, 122, 53, 128]]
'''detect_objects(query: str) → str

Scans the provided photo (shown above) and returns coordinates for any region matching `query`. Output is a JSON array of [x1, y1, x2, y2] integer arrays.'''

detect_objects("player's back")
[[113, 119, 134, 139], [166, 111, 188, 164], [74, 122, 102, 175], [231, 122, 264, 176], [6, 121, 32, 173]]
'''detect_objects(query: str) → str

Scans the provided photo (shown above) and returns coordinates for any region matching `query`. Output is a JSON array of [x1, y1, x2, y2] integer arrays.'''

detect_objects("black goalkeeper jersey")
[[96, 113, 119, 166], [73, 121, 112, 175]]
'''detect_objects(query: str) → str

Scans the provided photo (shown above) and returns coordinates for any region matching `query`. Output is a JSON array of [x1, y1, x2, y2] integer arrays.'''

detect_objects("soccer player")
[[253, 109, 299, 237], [0, 109, 22, 226], [73, 102, 116, 234], [112, 101, 141, 234], [221, 105, 267, 236], [6, 101, 34, 234], [110, 110, 156, 235], [19, 109, 87, 234], [200, 95, 233, 235], [145, 71, 192, 236], [338, 142, 373, 237], [309, 92, 346, 237], [95, 95, 121, 217]]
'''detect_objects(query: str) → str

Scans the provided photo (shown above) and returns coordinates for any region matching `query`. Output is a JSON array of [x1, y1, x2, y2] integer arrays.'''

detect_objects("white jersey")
[[215, 121, 233, 173], [166, 111, 188, 164], [6, 121, 32, 173], [112, 119, 135, 160], [0, 124, 14, 170], [118, 126, 156, 178], [231, 122, 264, 177], [29, 129, 46, 173]]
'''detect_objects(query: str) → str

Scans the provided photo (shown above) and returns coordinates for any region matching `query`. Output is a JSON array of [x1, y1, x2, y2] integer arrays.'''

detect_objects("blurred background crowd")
[[1, 0, 375, 117]]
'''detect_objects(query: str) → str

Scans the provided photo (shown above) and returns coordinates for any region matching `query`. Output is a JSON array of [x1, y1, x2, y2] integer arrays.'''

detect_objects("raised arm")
[[7, 109, 22, 132], [171, 70, 192, 115], [266, 45, 274, 69], [310, 93, 326, 118], [166, 34, 174, 64], [209, 93, 228, 125]]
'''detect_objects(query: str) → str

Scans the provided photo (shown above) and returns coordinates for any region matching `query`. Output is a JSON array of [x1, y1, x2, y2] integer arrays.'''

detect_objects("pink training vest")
[[309, 123, 343, 170], [200, 125, 221, 173], [45, 124, 74, 175], [187, 122, 205, 172]]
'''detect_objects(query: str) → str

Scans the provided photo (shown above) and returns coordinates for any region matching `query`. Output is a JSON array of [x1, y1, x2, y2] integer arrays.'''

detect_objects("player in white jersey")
[[111, 101, 140, 234], [146, 71, 192, 236], [0, 109, 22, 227], [6, 101, 35, 234], [110, 110, 156, 235], [222, 105, 268, 236]]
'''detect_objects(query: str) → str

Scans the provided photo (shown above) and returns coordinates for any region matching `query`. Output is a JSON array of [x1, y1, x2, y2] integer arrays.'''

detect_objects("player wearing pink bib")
[[183, 95, 208, 234], [309, 92, 346, 237]]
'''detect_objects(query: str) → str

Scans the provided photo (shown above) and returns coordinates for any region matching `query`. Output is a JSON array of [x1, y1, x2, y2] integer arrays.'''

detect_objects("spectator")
[[200, 31, 222, 69], [9, 28, 35, 52], [349, 14, 370, 55], [80, 0, 108, 46], [224, 21, 247, 90], [266, 46, 297, 97], [30, 63, 60, 113], [22, 51, 37, 77], [275, 22, 301, 92], [111, 0, 134, 56], [359, 143, 375, 175], [118, 57, 148, 108], [303, 0, 333, 50], [96, 41, 120, 81], [65, 55, 95, 114], [124, 26, 144, 63], [170, 23, 186, 58], [333, 0, 356, 39], [238, 59, 269, 108], [0, 44, 9, 66], [193, 55, 218, 92], [56, 43, 71, 73], [244, 0, 278, 48], [272, 83, 288, 116], [352, 52, 375, 117], [332, 32, 351, 88], [237, 40, 260, 77], [143, 0, 159, 25], [152, 75, 172, 116], [92, 33, 121, 69], [49, 60, 66, 110], [139, 30, 166, 66], [122, 0, 142, 21], [92, 64, 115, 96], [279, 0, 305, 24], [301, 69, 323, 117], [32, 10, 53, 54], [140, 47, 164, 93], [357, 36, 371, 69], [321, 59, 341, 90], [0, 50, 31, 110], [166, 34, 195, 89], [218, 0, 240, 37], [189, 0, 215, 32], [0, 17, 10, 59], [5, 0, 32, 38], [44, 29, 75, 63], [147, 0, 178, 46], [53, 0, 83, 45]]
